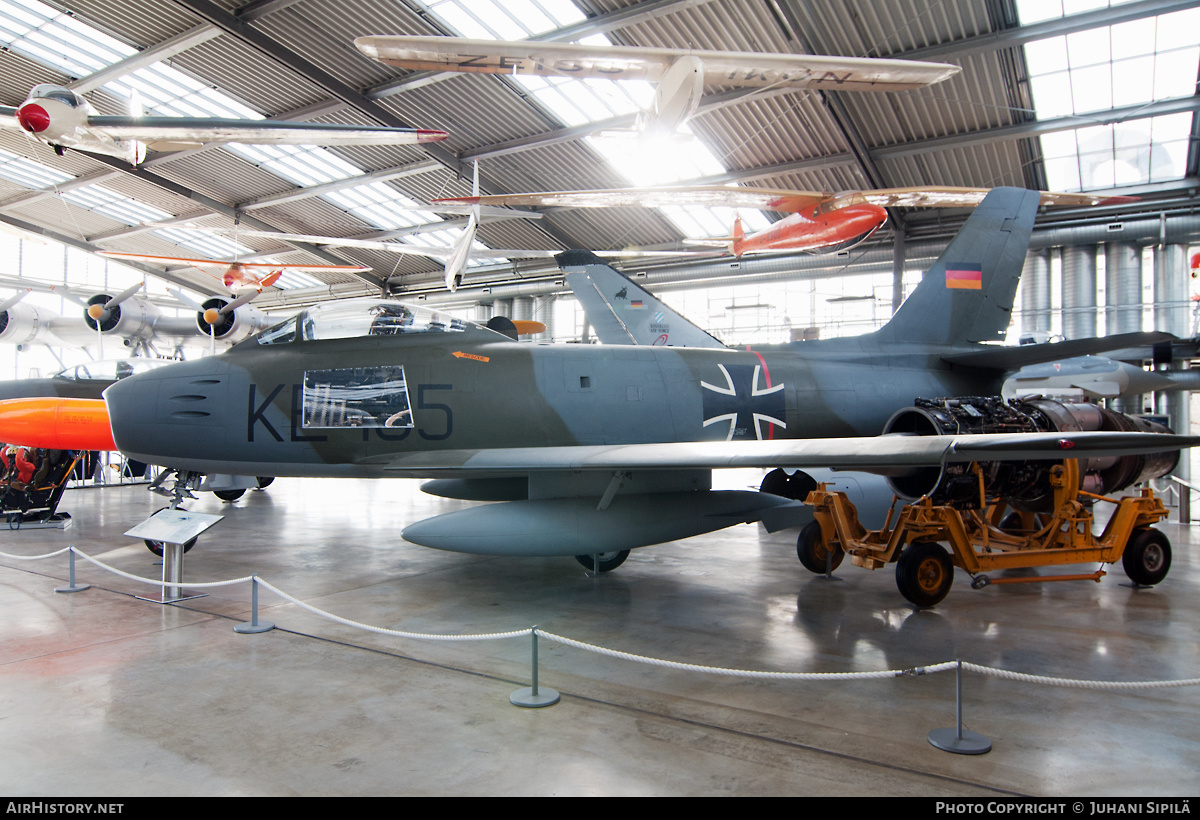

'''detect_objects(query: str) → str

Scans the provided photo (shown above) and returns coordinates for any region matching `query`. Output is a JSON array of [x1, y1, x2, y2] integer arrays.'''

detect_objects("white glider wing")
[[82, 116, 448, 150], [355, 36, 961, 92]]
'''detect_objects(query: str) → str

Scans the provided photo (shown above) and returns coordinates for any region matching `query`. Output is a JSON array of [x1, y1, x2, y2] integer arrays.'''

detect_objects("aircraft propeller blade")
[[167, 288, 206, 312], [86, 280, 143, 323], [0, 288, 30, 312]]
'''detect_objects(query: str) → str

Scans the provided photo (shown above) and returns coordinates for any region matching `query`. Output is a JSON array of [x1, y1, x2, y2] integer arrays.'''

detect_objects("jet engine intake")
[[882, 396, 1176, 508]]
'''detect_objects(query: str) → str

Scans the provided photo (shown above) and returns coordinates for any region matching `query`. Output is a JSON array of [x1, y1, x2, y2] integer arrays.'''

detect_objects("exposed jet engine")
[[882, 396, 1177, 508]]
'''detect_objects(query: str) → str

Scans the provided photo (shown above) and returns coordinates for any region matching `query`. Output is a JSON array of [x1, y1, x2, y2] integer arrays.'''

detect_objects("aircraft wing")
[[355, 431, 1197, 479], [942, 331, 1178, 370], [355, 36, 960, 91], [435, 186, 832, 214], [841, 186, 1139, 209], [170, 228, 714, 261], [83, 116, 448, 148], [97, 251, 370, 273]]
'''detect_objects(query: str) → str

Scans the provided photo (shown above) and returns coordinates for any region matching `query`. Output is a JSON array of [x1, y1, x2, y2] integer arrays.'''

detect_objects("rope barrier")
[[4, 544, 1200, 690]]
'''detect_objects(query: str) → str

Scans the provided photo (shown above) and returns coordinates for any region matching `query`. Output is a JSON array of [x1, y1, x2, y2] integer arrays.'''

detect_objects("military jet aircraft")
[[0, 188, 1187, 572], [1, 84, 448, 165]]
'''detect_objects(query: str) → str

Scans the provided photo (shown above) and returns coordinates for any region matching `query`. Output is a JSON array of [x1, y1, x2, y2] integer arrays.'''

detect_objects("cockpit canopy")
[[254, 299, 474, 346], [30, 84, 84, 108], [53, 358, 171, 382]]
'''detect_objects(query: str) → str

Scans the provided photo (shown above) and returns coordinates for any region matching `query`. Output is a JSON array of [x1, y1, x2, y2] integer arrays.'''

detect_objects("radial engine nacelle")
[[0, 301, 60, 346], [195, 297, 269, 344]]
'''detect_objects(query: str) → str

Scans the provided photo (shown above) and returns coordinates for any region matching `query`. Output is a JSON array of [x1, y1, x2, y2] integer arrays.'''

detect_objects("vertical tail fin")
[[875, 187, 1041, 347], [557, 251, 726, 348], [731, 216, 745, 257]]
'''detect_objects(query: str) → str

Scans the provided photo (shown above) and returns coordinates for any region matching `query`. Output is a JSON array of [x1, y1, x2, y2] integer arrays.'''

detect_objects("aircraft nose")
[[104, 357, 233, 467], [17, 103, 50, 133]]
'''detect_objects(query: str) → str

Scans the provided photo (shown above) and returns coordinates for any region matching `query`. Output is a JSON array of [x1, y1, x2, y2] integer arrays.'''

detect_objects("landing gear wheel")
[[144, 507, 198, 556], [1122, 528, 1171, 586], [797, 521, 843, 573], [896, 540, 954, 607], [574, 550, 630, 572], [214, 489, 245, 502], [256, 477, 274, 489]]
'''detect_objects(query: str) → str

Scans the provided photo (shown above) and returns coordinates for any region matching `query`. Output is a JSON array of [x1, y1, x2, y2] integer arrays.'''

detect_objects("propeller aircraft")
[[0, 188, 1189, 578], [1, 84, 448, 165], [436, 185, 1139, 257], [354, 36, 961, 137]]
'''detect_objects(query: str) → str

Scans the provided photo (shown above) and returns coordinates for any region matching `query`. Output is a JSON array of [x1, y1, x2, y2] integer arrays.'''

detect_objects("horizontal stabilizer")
[[943, 331, 1177, 370]]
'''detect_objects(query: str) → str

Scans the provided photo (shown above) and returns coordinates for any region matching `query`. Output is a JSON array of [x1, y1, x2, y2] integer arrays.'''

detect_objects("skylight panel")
[[1017, 0, 1199, 191], [0, 148, 73, 188], [152, 227, 255, 261], [324, 182, 429, 231], [63, 185, 171, 225]]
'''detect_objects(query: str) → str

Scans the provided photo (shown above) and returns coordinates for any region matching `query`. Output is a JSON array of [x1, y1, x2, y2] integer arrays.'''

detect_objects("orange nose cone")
[[203, 308, 221, 325], [0, 398, 115, 451], [87, 303, 105, 320]]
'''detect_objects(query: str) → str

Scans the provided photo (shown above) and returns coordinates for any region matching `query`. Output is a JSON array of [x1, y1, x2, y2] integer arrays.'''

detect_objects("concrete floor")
[[1, 471, 1198, 797]]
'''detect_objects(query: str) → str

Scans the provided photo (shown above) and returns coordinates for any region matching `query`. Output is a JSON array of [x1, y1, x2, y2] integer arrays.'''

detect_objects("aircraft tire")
[[797, 521, 843, 573], [1122, 528, 1171, 586], [214, 489, 245, 502], [144, 507, 199, 557], [256, 477, 274, 489], [895, 540, 954, 607], [574, 550, 630, 572]]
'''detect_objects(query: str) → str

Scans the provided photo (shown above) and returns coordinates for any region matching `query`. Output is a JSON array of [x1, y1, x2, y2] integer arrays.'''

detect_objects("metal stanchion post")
[[54, 546, 90, 593], [510, 628, 559, 708], [234, 575, 275, 634], [929, 660, 991, 754]]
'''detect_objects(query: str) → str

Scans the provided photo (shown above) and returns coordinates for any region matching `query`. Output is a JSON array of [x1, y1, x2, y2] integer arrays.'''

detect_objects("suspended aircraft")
[[0, 84, 448, 165], [0, 188, 1188, 582], [436, 185, 1139, 257], [95, 252, 372, 338], [354, 36, 961, 137]]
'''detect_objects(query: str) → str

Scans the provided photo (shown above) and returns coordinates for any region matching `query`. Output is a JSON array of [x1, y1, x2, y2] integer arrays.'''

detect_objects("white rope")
[[0, 546, 71, 560], [961, 662, 1200, 690], [7, 547, 1200, 690], [68, 547, 254, 588], [535, 629, 955, 680], [254, 578, 531, 642]]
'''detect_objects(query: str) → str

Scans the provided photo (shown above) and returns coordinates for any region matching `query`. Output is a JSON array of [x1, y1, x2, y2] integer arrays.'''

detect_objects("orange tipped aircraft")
[[0, 397, 114, 451], [435, 186, 1138, 257], [97, 253, 368, 295]]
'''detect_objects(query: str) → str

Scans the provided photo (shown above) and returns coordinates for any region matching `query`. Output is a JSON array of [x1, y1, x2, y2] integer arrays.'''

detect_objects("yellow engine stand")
[[802, 460, 1173, 606]]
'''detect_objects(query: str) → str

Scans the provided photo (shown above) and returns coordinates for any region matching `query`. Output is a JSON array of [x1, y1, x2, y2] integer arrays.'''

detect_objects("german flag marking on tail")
[[945, 263, 982, 289]]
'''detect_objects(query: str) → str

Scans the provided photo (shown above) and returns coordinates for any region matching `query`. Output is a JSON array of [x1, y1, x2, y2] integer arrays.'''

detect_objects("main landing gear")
[[575, 550, 630, 573]]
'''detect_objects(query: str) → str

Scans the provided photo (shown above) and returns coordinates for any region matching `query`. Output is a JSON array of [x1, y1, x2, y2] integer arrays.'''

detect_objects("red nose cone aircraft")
[[733, 202, 889, 256], [16, 103, 50, 133]]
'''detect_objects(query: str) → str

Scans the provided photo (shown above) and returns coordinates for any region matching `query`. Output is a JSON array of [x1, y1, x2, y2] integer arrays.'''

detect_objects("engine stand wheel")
[[1122, 528, 1172, 586], [574, 550, 630, 573], [797, 520, 843, 574], [896, 540, 954, 607]]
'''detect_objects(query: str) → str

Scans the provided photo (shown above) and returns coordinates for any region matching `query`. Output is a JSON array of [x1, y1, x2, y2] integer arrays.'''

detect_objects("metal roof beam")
[[0, 169, 122, 212], [84, 154, 386, 288], [238, 160, 441, 211]]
